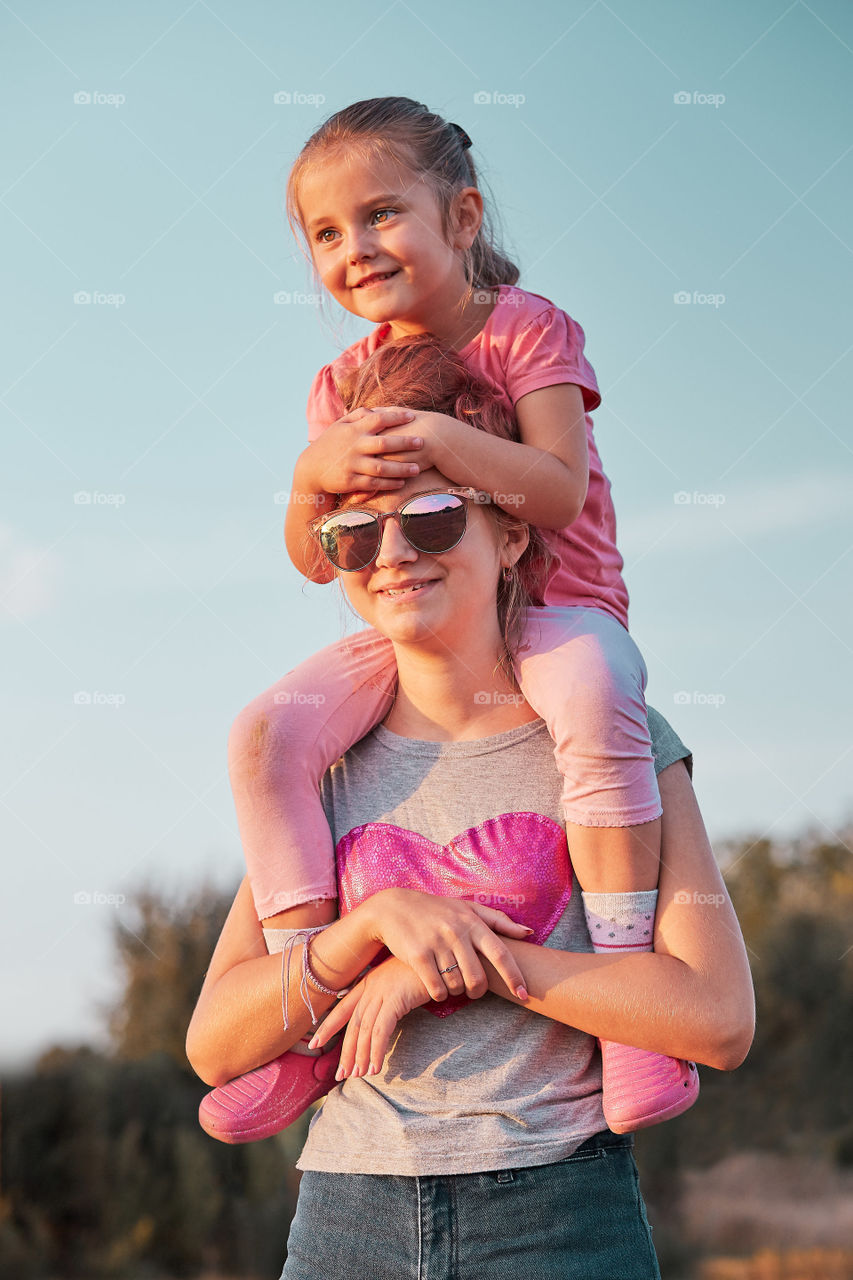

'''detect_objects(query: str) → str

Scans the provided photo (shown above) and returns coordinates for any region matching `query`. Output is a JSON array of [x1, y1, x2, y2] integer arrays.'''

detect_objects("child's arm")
[[284, 406, 424, 580], [400, 382, 589, 531]]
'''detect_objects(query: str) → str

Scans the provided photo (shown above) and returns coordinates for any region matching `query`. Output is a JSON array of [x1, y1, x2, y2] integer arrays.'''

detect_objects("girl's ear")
[[500, 519, 530, 569], [452, 187, 484, 250]]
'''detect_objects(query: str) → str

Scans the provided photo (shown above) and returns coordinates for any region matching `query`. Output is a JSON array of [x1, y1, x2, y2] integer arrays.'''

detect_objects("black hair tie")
[[450, 122, 473, 150]]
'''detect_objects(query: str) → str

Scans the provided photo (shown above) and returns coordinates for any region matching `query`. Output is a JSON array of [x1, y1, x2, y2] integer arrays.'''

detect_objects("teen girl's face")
[[336, 469, 518, 656], [298, 151, 479, 337]]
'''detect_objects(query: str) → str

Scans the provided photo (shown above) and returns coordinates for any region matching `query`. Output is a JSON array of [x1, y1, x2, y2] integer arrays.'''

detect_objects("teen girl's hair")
[[287, 96, 519, 293], [334, 333, 553, 672]]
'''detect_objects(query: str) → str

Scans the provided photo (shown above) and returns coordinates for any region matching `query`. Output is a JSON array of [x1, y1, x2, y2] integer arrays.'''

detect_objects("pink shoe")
[[600, 1040, 699, 1133], [198, 1039, 342, 1144]]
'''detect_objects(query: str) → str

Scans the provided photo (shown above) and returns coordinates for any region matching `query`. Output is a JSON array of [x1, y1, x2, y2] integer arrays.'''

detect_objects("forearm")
[[484, 763, 754, 1071], [434, 419, 586, 529], [483, 944, 740, 1069], [284, 449, 335, 581], [187, 884, 383, 1086]]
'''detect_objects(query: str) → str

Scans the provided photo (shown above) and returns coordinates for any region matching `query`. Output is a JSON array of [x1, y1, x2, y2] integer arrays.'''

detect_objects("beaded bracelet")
[[280, 927, 349, 1030]]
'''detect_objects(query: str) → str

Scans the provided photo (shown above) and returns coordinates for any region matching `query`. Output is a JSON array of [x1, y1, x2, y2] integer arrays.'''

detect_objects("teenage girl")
[[199, 96, 698, 1143]]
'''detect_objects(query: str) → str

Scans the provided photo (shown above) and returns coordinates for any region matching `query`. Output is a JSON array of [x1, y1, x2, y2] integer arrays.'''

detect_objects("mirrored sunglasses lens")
[[319, 511, 379, 570], [400, 493, 466, 553]]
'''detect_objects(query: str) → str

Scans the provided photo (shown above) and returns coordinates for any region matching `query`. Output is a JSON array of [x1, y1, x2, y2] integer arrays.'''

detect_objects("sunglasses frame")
[[309, 486, 491, 572]]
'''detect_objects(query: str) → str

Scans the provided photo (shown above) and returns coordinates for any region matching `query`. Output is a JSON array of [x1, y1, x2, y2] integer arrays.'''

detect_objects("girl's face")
[[333, 469, 526, 656], [298, 151, 480, 335]]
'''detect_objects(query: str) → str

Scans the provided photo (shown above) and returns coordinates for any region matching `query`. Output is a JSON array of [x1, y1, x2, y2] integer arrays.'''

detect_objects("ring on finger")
[[439, 963, 460, 975]]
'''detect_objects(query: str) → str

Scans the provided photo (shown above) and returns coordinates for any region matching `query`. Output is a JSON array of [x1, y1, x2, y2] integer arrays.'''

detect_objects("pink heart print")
[[336, 812, 572, 1017]]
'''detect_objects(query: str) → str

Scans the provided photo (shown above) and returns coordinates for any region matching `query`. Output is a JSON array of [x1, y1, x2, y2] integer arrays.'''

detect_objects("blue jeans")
[[281, 1131, 661, 1279]]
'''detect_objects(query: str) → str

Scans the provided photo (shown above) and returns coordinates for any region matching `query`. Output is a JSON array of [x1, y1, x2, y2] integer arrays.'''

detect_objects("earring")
[[502, 565, 513, 583]]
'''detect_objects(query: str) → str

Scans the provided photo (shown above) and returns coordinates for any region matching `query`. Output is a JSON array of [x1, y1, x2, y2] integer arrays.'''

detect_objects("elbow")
[[186, 1026, 234, 1090], [700, 997, 756, 1072]]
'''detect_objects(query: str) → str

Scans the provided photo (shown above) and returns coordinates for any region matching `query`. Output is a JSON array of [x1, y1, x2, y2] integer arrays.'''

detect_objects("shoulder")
[[646, 705, 693, 778]]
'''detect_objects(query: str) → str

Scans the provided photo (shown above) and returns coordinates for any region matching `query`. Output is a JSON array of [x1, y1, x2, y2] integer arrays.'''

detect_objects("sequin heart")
[[336, 812, 571, 1016]]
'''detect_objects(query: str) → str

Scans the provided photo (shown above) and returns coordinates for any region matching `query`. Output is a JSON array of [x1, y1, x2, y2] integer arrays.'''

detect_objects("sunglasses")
[[309, 487, 489, 572]]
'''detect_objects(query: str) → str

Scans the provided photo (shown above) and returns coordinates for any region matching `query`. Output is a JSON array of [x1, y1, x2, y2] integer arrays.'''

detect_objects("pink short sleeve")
[[306, 364, 346, 443], [504, 308, 601, 414]]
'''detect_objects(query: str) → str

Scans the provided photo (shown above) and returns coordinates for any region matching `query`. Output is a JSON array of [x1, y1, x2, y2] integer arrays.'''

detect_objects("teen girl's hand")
[[365, 887, 532, 1003], [308, 955, 432, 1079], [300, 407, 424, 495]]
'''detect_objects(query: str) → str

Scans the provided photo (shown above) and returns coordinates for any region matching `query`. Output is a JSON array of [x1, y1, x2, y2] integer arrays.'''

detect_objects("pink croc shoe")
[[600, 1041, 699, 1134], [198, 1038, 341, 1144]]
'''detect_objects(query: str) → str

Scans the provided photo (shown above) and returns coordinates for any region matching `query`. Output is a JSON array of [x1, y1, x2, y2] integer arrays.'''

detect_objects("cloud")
[[0, 524, 57, 621]]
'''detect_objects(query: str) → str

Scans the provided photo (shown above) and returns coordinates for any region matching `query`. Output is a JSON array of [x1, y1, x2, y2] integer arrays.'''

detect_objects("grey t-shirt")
[[297, 705, 690, 1176]]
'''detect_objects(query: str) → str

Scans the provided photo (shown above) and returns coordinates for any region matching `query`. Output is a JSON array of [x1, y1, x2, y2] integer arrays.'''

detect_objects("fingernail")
[[516, 986, 529, 1001], [335, 1066, 345, 1081], [352, 1065, 362, 1078], [369, 1062, 377, 1075], [307, 1035, 319, 1050], [408, 464, 419, 473], [522, 926, 535, 933], [412, 437, 423, 446]]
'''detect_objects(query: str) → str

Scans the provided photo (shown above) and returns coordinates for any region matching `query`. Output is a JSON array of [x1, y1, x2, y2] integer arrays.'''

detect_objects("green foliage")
[[1, 883, 308, 1278]]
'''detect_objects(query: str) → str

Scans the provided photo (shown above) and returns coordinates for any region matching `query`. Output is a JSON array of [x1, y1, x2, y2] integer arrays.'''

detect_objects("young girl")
[[199, 96, 698, 1142]]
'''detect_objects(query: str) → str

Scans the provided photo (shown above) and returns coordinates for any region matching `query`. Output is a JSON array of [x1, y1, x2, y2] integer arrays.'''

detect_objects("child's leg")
[[515, 606, 698, 1131], [228, 627, 397, 924]]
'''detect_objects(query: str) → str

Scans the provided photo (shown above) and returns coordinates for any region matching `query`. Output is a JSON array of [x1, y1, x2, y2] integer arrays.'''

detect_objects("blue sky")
[[2, 0, 851, 1065]]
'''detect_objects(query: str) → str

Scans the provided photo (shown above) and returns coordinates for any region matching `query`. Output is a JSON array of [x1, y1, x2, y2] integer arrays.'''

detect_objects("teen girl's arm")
[[185, 882, 531, 1087], [314, 761, 755, 1078], [394, 383, 589, 531]]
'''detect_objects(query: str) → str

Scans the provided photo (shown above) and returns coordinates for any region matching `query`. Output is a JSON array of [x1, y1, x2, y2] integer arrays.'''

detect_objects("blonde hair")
[[287, 96, 519, 296]]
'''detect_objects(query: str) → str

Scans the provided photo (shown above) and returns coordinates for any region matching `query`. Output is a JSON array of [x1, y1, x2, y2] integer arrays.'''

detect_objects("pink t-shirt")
[[306, 285, 629, 628]]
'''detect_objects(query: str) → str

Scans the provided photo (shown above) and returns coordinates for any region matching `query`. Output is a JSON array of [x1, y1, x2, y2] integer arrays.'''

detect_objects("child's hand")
[[365, 887, 531, 1004], [303, 408, 424, 495], [372, 409, 461, 473], [308, 955, 432, 1079]]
